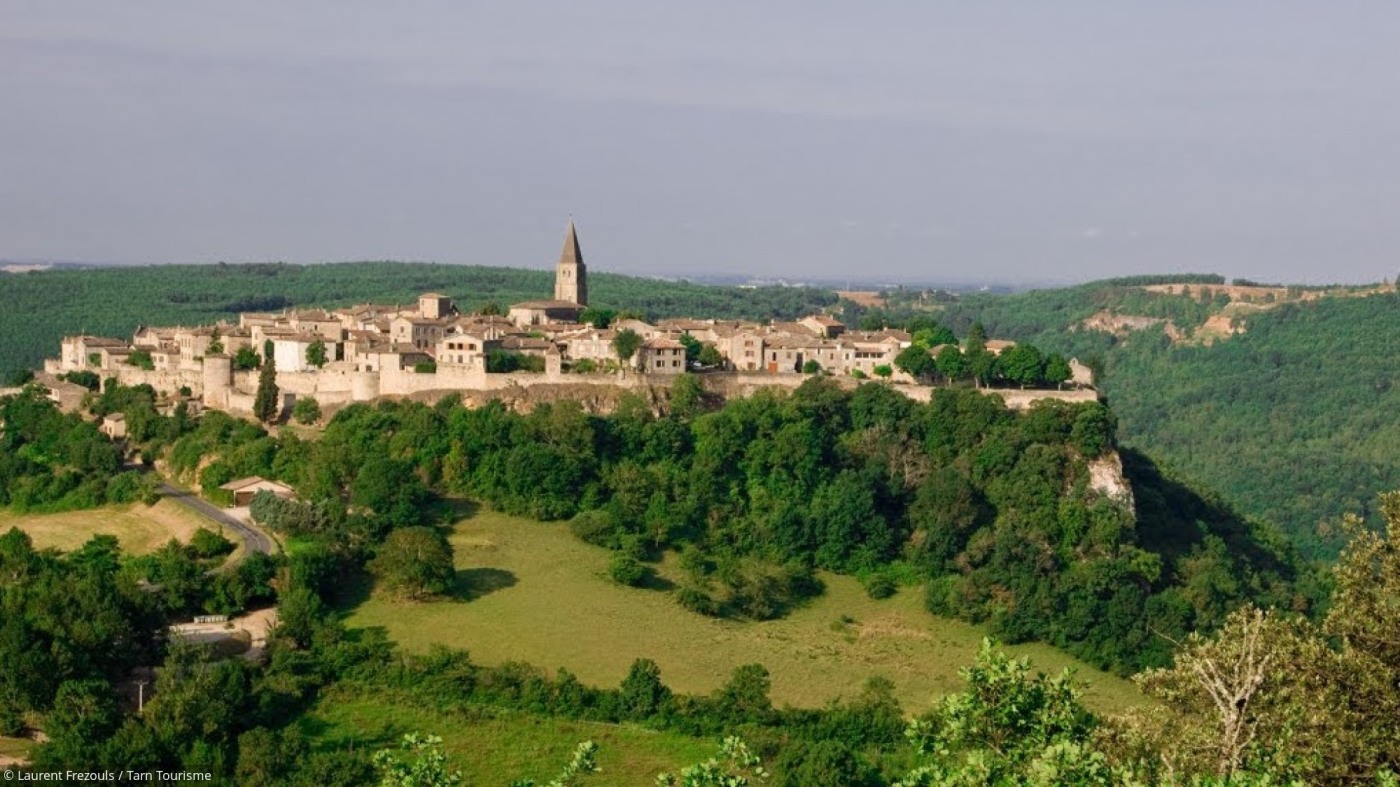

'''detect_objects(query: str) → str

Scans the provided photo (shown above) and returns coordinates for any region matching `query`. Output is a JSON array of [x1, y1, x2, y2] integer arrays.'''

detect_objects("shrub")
[[608, 554, 647, 587], [190, 527, 235, 559], [292, 397, 321, 425], [62, 370, 101, 390], [569, 509, 618, 548], [676, 585, 720, 616], [861, 571, 897, 600]]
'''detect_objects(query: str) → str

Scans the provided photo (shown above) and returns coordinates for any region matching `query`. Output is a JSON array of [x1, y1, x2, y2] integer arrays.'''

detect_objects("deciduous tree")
[[368, 527, 456, 601], [612, 329, 642, 365]]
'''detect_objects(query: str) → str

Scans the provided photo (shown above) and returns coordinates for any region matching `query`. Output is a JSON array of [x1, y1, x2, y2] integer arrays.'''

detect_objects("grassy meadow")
[[302, 686, 716, 785], [0, 499, 211, 554], [341, 508, 1144, 715]]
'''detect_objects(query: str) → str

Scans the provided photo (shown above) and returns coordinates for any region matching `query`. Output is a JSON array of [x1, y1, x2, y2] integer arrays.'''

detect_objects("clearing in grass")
[[341, 508, 1143, 715], [0, 499, 213, 554]]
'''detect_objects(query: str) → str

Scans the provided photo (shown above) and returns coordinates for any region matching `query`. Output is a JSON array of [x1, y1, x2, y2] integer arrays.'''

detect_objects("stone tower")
[[553, 220, 588, 306]]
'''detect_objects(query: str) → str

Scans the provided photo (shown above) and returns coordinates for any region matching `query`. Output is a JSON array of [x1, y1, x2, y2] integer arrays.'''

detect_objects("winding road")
[[158, 483, 277, 556]]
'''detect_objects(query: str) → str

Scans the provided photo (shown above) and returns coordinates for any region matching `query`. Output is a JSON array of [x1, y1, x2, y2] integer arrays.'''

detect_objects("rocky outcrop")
[[1088, 451, 1134, 509]]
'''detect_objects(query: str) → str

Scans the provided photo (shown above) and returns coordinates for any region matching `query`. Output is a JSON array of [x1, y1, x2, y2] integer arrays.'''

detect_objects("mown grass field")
[[0, 499, 210, 554], [342, 509, 1144, 715], [301, 686, 715, 785]]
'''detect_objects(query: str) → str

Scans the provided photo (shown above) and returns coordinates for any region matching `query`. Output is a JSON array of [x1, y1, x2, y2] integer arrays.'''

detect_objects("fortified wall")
[[79, 358, 1099, 418]]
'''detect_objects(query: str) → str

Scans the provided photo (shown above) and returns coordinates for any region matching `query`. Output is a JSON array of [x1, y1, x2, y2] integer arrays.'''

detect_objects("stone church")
[[508, 220, 589, 326]]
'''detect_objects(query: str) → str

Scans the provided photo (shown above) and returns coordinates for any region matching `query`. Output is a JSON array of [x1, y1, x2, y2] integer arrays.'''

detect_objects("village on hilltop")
[[32, 222, 1094, 421]]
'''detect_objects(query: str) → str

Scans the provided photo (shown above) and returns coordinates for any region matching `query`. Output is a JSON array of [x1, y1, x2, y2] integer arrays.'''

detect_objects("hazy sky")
[[4, 2, 1399, 284]]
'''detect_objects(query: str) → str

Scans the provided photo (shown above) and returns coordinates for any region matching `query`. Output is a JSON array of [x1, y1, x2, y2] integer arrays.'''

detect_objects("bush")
[[608, 554, 648, 587], [569, 509, 618, 548], [105, 471, 145, 504], [292, 397, 321, 425], [0, 701, 23, 737], [190, 527, 235, 559], [861, 571, 897, 600], [722, 560, 821, 620], [676, 585, 720, 616], [62, 370, 100, 390]]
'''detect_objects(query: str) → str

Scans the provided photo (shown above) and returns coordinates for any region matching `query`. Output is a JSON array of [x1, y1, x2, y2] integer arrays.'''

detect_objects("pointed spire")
[[558, 219, 584, 267], [554, 218, 588, 306]]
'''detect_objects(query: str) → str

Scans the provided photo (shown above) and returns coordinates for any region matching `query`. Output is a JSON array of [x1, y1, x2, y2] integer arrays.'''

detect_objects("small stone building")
[[219, 476, 295, 507]]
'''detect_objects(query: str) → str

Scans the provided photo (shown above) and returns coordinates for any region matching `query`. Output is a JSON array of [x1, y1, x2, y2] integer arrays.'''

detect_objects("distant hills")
[[934, 276, 1399, 557]]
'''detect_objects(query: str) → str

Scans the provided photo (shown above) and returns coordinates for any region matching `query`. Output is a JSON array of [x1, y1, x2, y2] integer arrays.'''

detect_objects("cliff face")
[[1089, 451, 1135, 510]]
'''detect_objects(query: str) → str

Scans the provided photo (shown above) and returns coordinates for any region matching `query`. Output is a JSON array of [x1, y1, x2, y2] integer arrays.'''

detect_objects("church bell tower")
[[553, 219, 588, 306]]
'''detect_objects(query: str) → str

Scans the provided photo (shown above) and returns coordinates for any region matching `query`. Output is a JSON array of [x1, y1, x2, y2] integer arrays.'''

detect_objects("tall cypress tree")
[[253, 339, 279, 423]]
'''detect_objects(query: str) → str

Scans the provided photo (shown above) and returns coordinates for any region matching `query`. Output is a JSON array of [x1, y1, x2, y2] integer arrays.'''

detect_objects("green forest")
[[2, 379, 1396, 783], [0, 262, 837, 381], [933, 283, 1400, 557]]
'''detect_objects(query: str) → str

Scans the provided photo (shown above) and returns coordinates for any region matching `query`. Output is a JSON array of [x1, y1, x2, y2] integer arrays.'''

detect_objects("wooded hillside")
[[938, 283, 1399, 557]]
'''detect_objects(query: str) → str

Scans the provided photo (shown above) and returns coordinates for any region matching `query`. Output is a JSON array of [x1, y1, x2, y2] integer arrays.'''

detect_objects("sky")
[[3, 2, 1399, 285]]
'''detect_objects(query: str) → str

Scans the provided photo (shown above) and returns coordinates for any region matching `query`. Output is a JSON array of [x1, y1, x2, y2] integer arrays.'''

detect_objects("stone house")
[[499, 335, 558, 358], [715, 326, 765, 371], [389, 315, 451, 351], [335, 304, 399, 332], [656, 319, 721, 343], [272, 333, 334, 373], [99, 413, 127, 439], [611, 318, 661, 339], [219, 476, 295, 507], [839, 332, 907, 376], [59, 335, 129, 371], [417, 293, 455, 320], [638, 337, 686, 373], [351, 340, 431, 373], [558, 328, 620, 364], [799, 315, 846, 339], [507, 300, 585, 327], [287, 310, 345, 339], [435, 330, 490, 368]]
